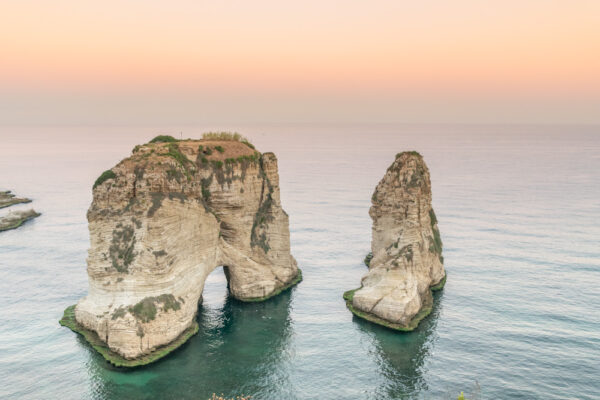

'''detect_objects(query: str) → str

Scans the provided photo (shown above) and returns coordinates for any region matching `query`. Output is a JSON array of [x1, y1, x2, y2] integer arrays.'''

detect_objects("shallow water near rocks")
[[0, 124, 599, 399]]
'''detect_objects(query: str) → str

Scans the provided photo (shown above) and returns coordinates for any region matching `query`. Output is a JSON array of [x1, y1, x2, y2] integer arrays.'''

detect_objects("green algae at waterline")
[[59, 305, 199, 368], [343, 273, 446, 332], [59, 268, 303, 367]]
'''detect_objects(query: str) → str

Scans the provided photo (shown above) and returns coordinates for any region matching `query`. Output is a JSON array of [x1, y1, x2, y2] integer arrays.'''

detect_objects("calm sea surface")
[[0, 125, 598, 399]]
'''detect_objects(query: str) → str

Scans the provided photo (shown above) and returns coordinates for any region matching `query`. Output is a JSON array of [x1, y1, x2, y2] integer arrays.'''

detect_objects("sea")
[[0, 124, 598, 399]]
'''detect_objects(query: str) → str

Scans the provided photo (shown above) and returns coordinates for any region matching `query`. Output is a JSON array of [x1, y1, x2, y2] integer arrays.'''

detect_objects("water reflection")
[[85, 287, 296, 400], [356, 292, 444, 399]]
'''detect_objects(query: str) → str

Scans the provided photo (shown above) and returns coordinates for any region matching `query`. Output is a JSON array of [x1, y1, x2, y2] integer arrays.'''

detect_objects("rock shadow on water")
[[354, 291, 444, 400], [83, 285, 297, 400]]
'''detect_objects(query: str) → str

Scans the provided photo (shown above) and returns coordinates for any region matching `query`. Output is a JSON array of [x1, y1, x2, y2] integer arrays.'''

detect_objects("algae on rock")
[[63, 135, 300, 365]]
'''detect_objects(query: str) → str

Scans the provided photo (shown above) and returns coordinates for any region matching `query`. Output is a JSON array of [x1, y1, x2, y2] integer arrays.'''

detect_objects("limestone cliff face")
[[74, 138, 299, 359], [348, 152, 445, 329]]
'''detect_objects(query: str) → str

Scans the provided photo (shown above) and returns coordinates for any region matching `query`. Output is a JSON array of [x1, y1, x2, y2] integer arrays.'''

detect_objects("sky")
[[1, 0, 599, 125]]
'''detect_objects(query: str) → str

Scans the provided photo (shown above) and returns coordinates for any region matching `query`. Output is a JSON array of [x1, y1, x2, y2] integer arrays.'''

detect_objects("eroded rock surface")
[[346, 152, 445, 330], [0, 190, 32, 209], [72, 137, 300, 360], [0, 209, 40, 232]]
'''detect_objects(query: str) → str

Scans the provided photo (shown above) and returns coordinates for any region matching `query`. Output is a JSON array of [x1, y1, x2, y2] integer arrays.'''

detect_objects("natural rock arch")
[[61, 136, 301, 365]]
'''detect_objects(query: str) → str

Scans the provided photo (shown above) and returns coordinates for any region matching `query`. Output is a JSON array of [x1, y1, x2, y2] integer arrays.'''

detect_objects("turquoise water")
[[0, 125, 599, 399]]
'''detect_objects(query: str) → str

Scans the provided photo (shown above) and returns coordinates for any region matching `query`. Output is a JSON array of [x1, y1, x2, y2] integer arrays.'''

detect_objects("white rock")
[[351, 152, 445, 329], [75, 140, 299, 359]]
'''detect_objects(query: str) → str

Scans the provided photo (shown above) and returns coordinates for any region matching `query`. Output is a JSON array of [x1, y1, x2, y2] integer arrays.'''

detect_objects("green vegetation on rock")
[[109, 223, 136, 273], [202, 132, 243, 141], [364, 252, 373, 267], [428, 209, 443, 263], [149, 135, 178, 143], [147, 192, 164, 217], [343, 287, 433, 332], [201, 176, 212, 202], [129, 294, 181, 323], [93, 170, 116, 189], [430, 273, 447, 291], [250, 182, 274, 253]]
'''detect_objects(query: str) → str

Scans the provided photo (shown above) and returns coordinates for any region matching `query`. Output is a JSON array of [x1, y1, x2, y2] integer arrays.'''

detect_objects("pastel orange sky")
[[1, 1, 599, 124]]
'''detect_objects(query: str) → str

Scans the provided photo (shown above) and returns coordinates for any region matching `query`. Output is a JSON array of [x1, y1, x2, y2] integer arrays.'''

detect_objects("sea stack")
[[61, 134, 301, 366], [344, 151, 445, 331]]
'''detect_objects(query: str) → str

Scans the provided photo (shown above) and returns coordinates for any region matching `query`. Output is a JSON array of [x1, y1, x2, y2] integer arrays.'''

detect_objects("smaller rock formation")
[[344, 151, 446, 331], [0, 209, 41, 232], [0, 190, 32, 209], [0, 190, 40, 232]]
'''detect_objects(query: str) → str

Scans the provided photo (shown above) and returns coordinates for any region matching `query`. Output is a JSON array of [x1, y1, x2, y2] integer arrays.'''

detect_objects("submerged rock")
[[65, 135, 301, 364], [0, 209, 41, 232], [345, 151, 445, 331]]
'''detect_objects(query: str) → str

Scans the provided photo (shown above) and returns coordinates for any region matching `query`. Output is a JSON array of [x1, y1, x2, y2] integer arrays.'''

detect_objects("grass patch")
[[202, 132, 242, 141], [129, 294, 181, 323], [430, 273, 447, 291], [428, 209, 443, 263], [236, 268, 303, 302], [149, 135, 178, 143], [109, 223, 136, 273], [93, 170, 116, 189], [214, 145, 225, 153], [201, 176, 213, 202], [147, 192, 164, 217], [364, 252, 373, 267], [201, 132, 255, 149], [250, 163, 274, 253], [129, 297, 158, 322], [59, 305, 198, 368], [166, 143, 191, 167]]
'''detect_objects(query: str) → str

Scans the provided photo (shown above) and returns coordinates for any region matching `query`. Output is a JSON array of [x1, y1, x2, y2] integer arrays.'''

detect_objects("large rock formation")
[[62, 135, 300, 365], [344, 151, 445, 331]]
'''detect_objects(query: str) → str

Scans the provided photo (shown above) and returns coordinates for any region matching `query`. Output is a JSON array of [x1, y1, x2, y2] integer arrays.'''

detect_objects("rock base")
[[343, 273, 446, 331], [0, 209, 41, 232], [59, 305, 199, 368], [60, 268, 302, 367]]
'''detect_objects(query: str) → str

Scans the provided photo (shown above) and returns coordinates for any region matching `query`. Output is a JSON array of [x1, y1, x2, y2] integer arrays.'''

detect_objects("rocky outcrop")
[[344, 151, 445, 331], [0, 209, 41, 232], [64, 135, 300, 364], [0, 190, 32, 209], [0, 190, 40, 232]]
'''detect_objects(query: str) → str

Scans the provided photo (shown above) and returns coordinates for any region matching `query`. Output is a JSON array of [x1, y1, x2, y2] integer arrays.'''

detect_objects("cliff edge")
[[62, 134, 300, 365], [344, 151, 445, 330]]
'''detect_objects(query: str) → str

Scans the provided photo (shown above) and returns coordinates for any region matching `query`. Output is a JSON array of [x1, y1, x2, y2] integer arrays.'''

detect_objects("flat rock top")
[[123, 139, 258, 168]]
